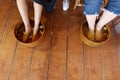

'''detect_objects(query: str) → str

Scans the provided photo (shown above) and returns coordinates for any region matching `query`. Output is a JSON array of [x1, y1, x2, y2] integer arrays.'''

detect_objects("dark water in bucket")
[[82, 22, 109, 43], [15, 20, 44, 43]]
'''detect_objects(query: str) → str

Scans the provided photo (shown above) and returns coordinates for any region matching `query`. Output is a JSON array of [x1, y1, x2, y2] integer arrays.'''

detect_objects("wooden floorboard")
[[47, 0, 67, 79], [114, 30, 120, 70], [84, 46, 102, 80], [101, 24, 120, 80], [113, 18, 120, 70], [0, 0, 120, 80], [67, 2, 85, 79], [0, 1, 18, 80], [0, 0, 13, 43], [9, 44, 33, 80]]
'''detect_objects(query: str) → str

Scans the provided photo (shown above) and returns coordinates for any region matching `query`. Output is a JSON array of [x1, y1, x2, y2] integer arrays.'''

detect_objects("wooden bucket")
[[80, 21, 111, 47], [14, 18, 45, 47]]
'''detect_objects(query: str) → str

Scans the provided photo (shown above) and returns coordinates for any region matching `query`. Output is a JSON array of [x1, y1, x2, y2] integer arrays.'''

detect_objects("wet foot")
[[95, 29, 103, 42], [87, 29, 95, 41], [23, 27, 33, 42], [32, 24, 44, 42], [32, 29, 38, 42]]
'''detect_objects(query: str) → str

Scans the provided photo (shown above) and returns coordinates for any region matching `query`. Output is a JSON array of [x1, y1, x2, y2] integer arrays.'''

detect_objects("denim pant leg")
[[34, 0, 45, 6], [105, 0, 120, 15], [84, 0, 104, 15]]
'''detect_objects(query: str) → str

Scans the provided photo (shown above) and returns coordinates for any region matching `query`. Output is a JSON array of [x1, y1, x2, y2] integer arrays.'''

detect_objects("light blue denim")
[[84, 0, 120, 15]]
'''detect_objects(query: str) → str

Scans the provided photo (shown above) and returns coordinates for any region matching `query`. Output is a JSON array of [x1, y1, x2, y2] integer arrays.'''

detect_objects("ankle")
[[33, 29, 38, 36], [25, 27, 32, 33], [96, 27, 102, 31], [89, 27, 94, 31]]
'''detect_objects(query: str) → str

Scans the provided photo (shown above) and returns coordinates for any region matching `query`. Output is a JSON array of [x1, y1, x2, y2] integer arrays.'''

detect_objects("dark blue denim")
[[34, 0, 56, 13], [84, 0, 120, 15]]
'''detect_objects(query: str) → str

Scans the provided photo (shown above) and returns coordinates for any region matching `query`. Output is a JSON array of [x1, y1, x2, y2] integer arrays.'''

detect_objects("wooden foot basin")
[[14, 19, 45, 47], [80, 21, 111, 47]]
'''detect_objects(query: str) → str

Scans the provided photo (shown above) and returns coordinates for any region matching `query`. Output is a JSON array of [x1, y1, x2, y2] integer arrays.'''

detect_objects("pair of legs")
[[16, 0, 43, 41], [85, 11, 117, 31], [84, 0, 120, 41]]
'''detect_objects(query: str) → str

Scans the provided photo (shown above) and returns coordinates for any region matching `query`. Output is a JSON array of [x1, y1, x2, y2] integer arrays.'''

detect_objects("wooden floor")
[[0, 0, 120, 80]]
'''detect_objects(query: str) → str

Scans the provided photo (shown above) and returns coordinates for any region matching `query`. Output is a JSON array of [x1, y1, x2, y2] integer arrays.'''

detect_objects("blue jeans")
[[84, 0, 120, 15]]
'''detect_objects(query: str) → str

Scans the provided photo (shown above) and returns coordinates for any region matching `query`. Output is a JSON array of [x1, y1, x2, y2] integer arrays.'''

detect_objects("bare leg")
[[16, 0, 31, 33], [32, 2, 43, 41], [86, 15, 97, 30], [96, 10, 117, 31], [33, 2, 43, 35], [95, 10, 117, 41], [85, 15, 97, 40]]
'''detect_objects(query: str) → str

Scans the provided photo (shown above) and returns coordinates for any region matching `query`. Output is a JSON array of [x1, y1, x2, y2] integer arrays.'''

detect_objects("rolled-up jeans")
[[84, 0, 120, 16]]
